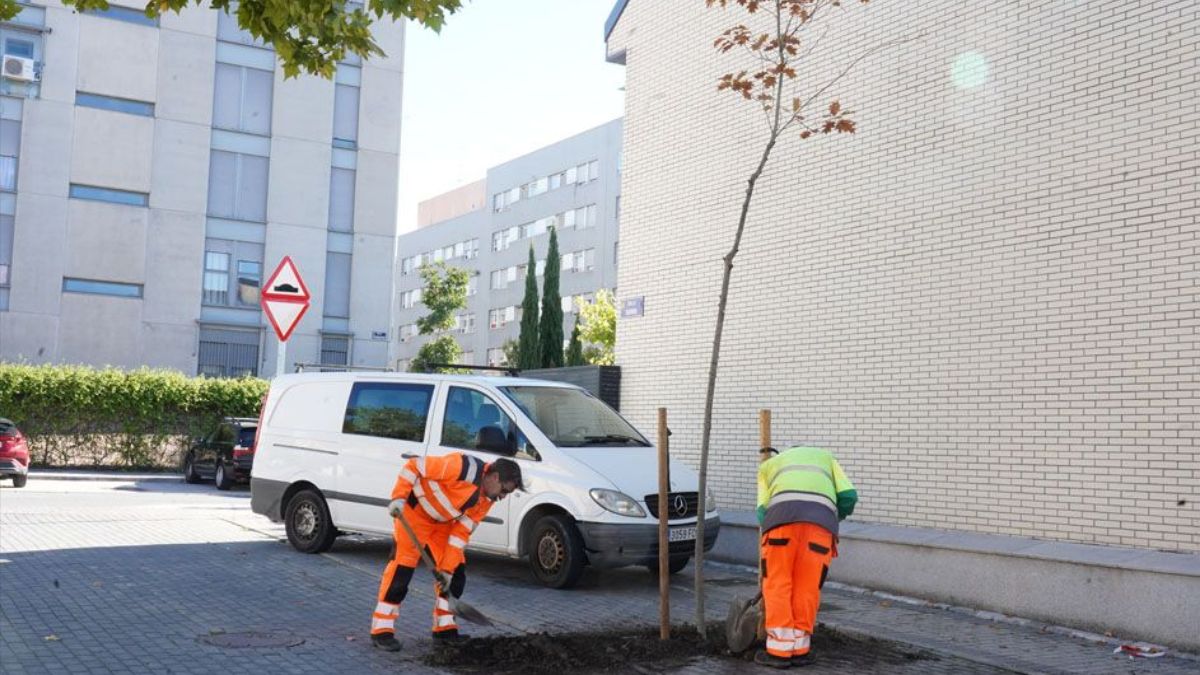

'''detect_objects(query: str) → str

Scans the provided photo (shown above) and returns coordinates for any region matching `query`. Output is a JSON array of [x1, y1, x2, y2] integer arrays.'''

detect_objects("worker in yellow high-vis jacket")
[[755, 446, 857, 669]]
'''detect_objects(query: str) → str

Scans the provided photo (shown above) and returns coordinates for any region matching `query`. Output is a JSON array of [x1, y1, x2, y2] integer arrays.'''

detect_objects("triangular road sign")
[[263, 297, 310, 342], [263, 256, 311, 302]]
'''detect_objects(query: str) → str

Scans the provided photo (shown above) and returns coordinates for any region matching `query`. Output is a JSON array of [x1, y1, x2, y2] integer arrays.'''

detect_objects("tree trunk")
[[693, 131, 778, 637]]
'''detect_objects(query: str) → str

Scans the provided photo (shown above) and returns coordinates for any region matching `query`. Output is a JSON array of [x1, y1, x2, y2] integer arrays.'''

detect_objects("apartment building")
[[392, 118, 622, 369], [0, 1, 402, 376]]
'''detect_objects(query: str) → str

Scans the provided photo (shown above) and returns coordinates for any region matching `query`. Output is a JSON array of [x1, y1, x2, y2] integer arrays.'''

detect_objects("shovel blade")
[[450, 598, 494, 627], [725, 592, 763, 654]]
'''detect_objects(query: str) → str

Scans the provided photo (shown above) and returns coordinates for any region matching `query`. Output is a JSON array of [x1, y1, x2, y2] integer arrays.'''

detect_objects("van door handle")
[[402, 453, 417, 459]]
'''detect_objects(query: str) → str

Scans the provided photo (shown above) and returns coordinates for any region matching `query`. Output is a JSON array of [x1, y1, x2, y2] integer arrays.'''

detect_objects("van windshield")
[[499, 386, 650, 447]]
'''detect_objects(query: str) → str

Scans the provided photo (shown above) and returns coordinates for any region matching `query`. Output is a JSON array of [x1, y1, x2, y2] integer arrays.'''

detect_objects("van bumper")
[[577, 517, 720, 568], [251, 477, 288, 522]]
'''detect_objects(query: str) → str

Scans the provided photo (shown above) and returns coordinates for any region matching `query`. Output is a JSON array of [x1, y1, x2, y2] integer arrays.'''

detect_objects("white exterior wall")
[[0, 2, 403, 376], [609, 0, 1199, 553]]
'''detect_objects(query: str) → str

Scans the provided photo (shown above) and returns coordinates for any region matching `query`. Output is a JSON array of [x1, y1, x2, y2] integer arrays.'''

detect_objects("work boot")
[[432, 629, 468, 643], [791, 652, 813, 667], [371, 633, 401, 652], [754, 649, 791, 669]]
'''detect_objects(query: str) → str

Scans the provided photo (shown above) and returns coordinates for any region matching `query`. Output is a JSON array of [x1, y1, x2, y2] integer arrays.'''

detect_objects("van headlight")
[[706, 487, 717, 512], [590, 489, 647, 517]]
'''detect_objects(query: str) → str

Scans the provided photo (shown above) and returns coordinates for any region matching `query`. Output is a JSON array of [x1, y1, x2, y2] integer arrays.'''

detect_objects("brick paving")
[[1, 476, 1195, 674]]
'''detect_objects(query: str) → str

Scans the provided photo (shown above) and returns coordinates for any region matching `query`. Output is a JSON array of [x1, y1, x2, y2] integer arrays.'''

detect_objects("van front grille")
[[644, 492, 699, 520]]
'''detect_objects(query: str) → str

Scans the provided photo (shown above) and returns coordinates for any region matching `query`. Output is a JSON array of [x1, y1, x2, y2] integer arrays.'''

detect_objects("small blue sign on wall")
[[621, 296, 644, 318]]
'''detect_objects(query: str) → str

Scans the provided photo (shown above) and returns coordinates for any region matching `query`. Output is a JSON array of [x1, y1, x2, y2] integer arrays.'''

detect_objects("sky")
[[396, 0, 626, 234]]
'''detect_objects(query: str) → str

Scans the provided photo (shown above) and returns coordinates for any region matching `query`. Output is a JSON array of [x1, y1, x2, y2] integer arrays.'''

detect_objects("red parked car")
[[0, 418, 30, 488]]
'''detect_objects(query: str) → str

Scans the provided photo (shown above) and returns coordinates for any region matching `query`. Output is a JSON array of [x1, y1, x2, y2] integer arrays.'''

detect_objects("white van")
[[250, 372, 720, 588]]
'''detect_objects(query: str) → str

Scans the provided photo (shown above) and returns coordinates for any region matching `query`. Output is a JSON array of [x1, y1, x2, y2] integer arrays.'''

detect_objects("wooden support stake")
[[657, 408, 670, 640]]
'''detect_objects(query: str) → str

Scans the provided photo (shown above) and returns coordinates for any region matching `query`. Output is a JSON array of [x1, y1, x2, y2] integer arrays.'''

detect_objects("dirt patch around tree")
[[423, 623, 935, 674]]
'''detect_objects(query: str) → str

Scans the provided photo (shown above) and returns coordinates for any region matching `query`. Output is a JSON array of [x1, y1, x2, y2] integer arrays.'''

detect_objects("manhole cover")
[[199, 632, 305, 649]]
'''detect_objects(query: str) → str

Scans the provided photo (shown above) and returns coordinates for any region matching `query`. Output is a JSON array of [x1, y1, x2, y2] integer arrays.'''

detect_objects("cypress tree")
[[539, 227, 565, 368], [566, 315, 585, 366], [517, 245, 541, 370]]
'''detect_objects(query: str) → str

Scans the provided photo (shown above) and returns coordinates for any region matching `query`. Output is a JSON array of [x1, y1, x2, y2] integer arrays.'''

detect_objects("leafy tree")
[[579, 290, 616, 365], [693, 0, 897, 636], [538, 227, 564, 368], [517, 245, 541, 370], [22, 0, 465, 78], [501, 339, 520, 367], [410, 335, 464, 374], [410, 262, 468, 373], [565, 316, 585, 366]]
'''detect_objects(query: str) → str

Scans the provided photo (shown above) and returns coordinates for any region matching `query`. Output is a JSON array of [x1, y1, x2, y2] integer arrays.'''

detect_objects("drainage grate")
[[199, 632, 305, 649]]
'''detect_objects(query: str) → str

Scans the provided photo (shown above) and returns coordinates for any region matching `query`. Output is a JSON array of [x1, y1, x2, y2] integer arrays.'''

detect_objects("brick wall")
[[610, 0, 1199, 552]]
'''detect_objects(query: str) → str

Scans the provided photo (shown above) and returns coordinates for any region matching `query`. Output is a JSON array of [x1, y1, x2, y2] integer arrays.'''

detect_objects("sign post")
[[260, 256, 311, 377]]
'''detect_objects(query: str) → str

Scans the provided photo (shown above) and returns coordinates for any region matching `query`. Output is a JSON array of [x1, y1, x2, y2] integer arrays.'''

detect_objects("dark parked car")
[[0, 418, 30, 488], [182, 417, 257, 490]]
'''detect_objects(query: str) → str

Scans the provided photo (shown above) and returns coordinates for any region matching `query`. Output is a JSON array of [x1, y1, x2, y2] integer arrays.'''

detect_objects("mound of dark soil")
[[424, 623, 933, 674]]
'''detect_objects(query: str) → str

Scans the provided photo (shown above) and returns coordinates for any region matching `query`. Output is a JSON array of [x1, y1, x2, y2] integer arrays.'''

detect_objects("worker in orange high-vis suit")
[[755, 446, 857, 669], [369, 453, 523, 652]]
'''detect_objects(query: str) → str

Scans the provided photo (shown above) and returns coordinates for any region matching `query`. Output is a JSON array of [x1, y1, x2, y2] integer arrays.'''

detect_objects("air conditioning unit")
[[2, 56, 37, 82]]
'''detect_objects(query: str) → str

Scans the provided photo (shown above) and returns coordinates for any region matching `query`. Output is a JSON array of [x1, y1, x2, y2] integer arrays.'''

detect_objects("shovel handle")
[[394, 509, 449, 588]]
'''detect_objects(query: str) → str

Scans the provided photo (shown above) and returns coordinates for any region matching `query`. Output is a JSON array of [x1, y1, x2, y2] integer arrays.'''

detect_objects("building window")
[[84, 5, 158, 27], [460, 350, 475, 365], [0, 214, 13, 290], [321, 334, 350, 367], [613, 241, 618, 268], [454, 312, 476, 334], [488, 306, 517, 329], [487, 348, 506, 366], [207, 150, 268, 222], [0, 118, 18, 192], [328, 167, 355, 232], [237, 260, 261, 306], [466, 276, 477, 296], [75, 92, 155, 117], [198, 326, 260, 378], [400, 288, 422, 309], [333, 84, 360, 147], [1, 33, 41, 98], [399, 323, 419, 342], [62, 277, 143, 298], [69, 184, 149, 207], [213, 62, 273, 136], [324, 251, 351, 319], [203, 251, 230, 305]]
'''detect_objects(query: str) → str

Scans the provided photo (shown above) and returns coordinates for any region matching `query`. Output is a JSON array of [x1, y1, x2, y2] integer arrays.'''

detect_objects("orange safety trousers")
[[371, 504, 459, 636], [761, 522, 835, 658]]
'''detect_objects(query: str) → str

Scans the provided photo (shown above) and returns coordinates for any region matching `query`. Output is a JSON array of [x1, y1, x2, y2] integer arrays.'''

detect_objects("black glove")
[[448, 564, 466, 598]]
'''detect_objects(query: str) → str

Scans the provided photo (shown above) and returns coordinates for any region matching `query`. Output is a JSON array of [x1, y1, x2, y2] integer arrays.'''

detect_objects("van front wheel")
[[285, 489, 337, 554], [528, 514, 586, 589]]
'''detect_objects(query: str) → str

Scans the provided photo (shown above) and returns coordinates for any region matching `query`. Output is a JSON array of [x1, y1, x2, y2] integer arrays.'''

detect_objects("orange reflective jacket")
[[388, 452, 493, 571]]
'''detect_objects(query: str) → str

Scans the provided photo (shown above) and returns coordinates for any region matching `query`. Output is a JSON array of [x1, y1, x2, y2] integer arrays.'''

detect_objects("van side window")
[[343, 383, 434, 442], [442, 386, 528, 457]]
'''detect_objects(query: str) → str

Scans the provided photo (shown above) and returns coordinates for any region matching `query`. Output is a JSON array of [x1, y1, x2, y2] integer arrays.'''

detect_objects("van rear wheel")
[[527, 514, 586, 589], [285, 489, 337, 554]]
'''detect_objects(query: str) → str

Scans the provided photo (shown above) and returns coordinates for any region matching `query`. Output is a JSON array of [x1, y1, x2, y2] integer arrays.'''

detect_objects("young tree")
[[27, 0, 464, 78], [538, 227, 565, 368], [409, 262, 469, 373], [565, 316, 585, 367], [517, 246, 541, 370], [501, 338, 520, 368], [578, 290, 617, 366], [693, 0, 893, 636]]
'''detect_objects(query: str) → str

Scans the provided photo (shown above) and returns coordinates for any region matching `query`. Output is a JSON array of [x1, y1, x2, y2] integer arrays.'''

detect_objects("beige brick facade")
[[608, 0, 1199, 552]]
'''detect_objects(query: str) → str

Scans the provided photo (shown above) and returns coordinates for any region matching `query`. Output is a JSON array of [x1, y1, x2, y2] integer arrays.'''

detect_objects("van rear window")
[[343, 382, 434, 442]]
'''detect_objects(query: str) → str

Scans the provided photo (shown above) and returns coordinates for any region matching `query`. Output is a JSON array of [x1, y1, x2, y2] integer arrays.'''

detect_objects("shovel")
[[394, 509, 494, 627], [725, 589, 765, 654]]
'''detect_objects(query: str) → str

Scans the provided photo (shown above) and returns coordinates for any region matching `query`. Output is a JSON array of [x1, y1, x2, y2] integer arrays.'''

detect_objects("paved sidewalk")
[[2, 477, 1196, 674]]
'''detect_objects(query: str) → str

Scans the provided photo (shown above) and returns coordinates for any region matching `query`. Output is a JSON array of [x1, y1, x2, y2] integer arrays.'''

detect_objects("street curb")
[[29, 471, 184, 483]]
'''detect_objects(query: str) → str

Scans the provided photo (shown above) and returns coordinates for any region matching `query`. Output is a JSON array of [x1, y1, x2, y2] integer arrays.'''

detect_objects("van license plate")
[[668, 526, 696, 542]]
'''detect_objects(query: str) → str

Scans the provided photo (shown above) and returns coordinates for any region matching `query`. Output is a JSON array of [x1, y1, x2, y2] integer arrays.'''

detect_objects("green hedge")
[[0, 364, 268, 469]]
